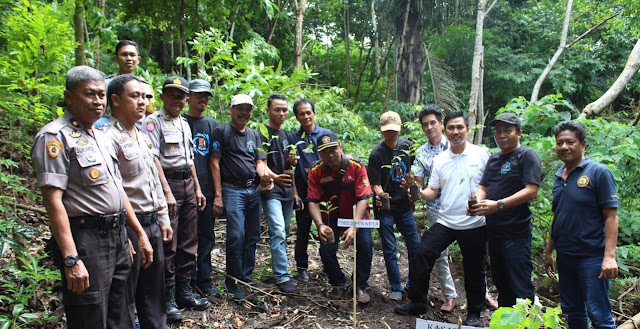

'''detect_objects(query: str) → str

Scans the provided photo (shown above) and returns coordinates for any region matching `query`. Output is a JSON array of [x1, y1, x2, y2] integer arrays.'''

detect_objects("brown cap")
[[380, 111, 402, 132]]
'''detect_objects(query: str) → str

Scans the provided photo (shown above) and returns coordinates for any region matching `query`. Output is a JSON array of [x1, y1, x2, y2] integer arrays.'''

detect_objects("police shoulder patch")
[[46, 140, 62, 159]]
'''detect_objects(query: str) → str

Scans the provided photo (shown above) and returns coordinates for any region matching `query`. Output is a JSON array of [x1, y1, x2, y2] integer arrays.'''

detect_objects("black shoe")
[[198, 285, 220, 297], [329, 285, 346, 299], [228, 286, 247, 301], [165, 286, 183, 323], [277, 280, 300, 293], [176, 280, 212, 311], [295, 269, 309, 283], [395, 302, 427, 316], [463, 313, 481, 327]]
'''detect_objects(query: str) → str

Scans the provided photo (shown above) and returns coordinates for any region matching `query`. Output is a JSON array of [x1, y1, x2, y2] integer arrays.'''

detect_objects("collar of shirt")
[[63, 111, 86, 130], [555, 157, 591, 179]]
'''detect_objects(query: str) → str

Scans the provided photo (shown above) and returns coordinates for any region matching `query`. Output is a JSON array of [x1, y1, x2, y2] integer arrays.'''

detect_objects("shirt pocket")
[[120, 148, 144, 178], [162, 132, 183, 157], [76, 153, 109, 186]]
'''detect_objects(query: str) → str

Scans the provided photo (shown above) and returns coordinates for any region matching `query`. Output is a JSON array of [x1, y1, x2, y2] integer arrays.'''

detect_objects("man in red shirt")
[[307, 133, 374, 303]]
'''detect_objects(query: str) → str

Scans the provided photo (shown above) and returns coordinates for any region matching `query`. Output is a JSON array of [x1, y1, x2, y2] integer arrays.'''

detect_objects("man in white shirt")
[[396, 111, 489, 327]]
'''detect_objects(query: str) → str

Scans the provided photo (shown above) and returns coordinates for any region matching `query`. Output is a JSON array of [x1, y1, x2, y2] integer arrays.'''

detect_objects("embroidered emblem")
[[322, 135, 331, 144], [77, 139, 88, 146], [70, 131, 81, 138], [146, 122, 155, 132], [89, 168, 100, 179], [362, 177, 369, 187], [500, 161, 512, 174], [46, 140, 62, 159], [577, 175, 589, 188], [247, 140, 256, 153], [146, 139, 152, 149], [167, 125, 174, 129], [390, 161, 407, 183], [283, 139, 289, 149], [164, 114, 170, 119], [120, 136, 127, 143], [193, 133, 210, 156], [173, 77, 182, 84], [212, 141, 220, 150]]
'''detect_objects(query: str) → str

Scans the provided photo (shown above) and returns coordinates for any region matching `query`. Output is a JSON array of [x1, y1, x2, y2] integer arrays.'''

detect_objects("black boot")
[[176, 280, 212, 311], [165, 286, 183, 323]]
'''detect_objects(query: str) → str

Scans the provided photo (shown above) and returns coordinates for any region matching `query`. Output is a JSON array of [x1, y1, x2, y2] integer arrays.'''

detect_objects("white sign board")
[[336, 218, 380, 228], [416, 318, 487, 329]]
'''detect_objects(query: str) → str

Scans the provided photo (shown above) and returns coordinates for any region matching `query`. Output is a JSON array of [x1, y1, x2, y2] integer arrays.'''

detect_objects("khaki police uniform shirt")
[[141, 108, 194, 171], [31, 111, 126, 217], [101, 117, 170, 227]]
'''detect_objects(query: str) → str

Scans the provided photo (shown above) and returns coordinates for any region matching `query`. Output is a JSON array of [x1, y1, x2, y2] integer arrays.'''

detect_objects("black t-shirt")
[[367, 138, 413, 213], [183, 114, 219, 199], [211, 123, 265, 184], [480, 146, 541, 239], [260, 125, 294, 201]]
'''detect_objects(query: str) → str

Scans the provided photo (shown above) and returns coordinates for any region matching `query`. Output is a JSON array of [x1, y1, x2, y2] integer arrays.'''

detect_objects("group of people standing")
[[32, 39, 619, 329]]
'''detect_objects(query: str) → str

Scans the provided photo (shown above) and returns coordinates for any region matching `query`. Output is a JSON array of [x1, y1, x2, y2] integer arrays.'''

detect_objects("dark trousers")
[[294, 202, 313, 270], [164, 178, 198, 287], [127, 223, 167, 329], [408, 223, 487, 315], [192, 198, 215, 290], [319, 220, 373, 288], [61, 225, 131, 329], [488, 235, 535, 307]]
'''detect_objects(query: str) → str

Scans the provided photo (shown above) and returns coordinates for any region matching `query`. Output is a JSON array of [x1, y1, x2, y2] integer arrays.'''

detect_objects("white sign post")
[[416, 318, 487, 329], [337, 208, 380, 329]]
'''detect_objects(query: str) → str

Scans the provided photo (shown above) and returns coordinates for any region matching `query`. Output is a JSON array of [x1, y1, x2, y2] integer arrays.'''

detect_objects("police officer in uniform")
[[32, 66, 153, 329], [142, 76, 211, 322], [102, 74, 174, 328]]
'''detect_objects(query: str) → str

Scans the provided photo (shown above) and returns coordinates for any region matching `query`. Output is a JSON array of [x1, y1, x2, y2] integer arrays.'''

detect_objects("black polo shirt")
[[260, 125, 294, 201], [211, 123, 265, 184], [183, 114, 219, 199], [480, 146, 541, 239], [367, 138, 413, 214]]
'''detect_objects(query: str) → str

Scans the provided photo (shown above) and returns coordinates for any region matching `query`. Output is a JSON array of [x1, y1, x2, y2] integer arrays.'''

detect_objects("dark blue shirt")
[[551, 158, 618, 257], [288, 124, 333, 200], [183, 114, 219, 199]]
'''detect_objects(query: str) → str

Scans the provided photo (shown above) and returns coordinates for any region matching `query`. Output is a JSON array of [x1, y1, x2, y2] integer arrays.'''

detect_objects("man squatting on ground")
[[396, 111, 489, 327], [288, 99, 333, 283], [260, 94, 300, 293], [367, 111, 420, 302], [183, 79, 221, 298], [307, 133, 374, 303], [142, 76, 211, 322], [211, 94, 268, 300], [32, 66, 153, 329], [102, 74, 173, 328], [545, 120, 619, 329], [470, 112, 540, 308]]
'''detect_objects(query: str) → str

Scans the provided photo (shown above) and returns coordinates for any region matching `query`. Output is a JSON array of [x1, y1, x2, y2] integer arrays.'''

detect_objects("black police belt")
[[224, 178, 256, 187], [136, 211, 158, 225], [165, 168, 191, 180], [69, 210, 126, 230]]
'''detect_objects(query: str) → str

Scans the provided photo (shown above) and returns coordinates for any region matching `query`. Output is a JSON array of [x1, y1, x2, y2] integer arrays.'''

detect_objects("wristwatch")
[[497, 200, 505, 210], [64, 255, 80, 267]]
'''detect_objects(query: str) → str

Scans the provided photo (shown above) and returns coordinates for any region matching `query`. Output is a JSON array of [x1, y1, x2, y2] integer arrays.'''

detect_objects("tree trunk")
[[74, 0, 85, 66], [95, 0, 105, 70], [580, 38, 640, 118], [178, 0, 186, 76], [343, 0, 352, 98], [530, 0, 573, 103], [468, 0, 496, 142], [294, 0, 308, 70], [474, 54, 485, 144], [384, 0, 411, 109], [372, 0, 380, 78]]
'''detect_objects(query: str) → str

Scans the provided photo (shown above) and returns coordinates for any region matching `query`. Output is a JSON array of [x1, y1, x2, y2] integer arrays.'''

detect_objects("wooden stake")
[[352, 204, 357, 328]]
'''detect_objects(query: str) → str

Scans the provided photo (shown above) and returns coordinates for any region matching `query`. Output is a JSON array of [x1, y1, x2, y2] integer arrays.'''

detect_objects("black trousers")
[[127, 223, 167, 329], [408, 223, 487, 315], [61, 225, 131, 329], [294, 202, 313, 270]]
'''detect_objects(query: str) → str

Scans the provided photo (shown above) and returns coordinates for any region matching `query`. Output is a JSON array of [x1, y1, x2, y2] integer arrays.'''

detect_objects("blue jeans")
[[319, 220, 373, 288], [262, 198, 294, 284], [192, 198, 215, 290], [222, 183, 262, 290], [375, 209, 420, 292], [556, 253, 616, 329], [488, 235, 535, 307]]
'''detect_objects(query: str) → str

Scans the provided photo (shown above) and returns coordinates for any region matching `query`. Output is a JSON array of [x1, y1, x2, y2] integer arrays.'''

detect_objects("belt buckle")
[[245, 179, 253, 187]]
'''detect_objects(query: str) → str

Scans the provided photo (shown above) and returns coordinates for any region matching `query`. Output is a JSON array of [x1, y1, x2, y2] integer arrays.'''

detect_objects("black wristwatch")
[[497, 200, 505, 210], [64, 255, 80, 267]]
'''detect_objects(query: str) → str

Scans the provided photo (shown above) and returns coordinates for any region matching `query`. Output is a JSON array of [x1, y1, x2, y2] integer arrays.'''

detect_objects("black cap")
[[162, 76, 189, 93], [317, 133, 340, 152], [489, 112, 521, 130]]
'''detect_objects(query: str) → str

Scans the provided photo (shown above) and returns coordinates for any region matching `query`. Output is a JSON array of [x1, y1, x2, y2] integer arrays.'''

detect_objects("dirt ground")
[[172, 216, 496, 329]]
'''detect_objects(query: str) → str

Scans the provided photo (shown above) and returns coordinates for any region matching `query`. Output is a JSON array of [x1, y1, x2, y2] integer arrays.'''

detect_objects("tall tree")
[[74, 0, 86, 65], [343, 0, 352, 98], [294, 0, 308, 69]]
